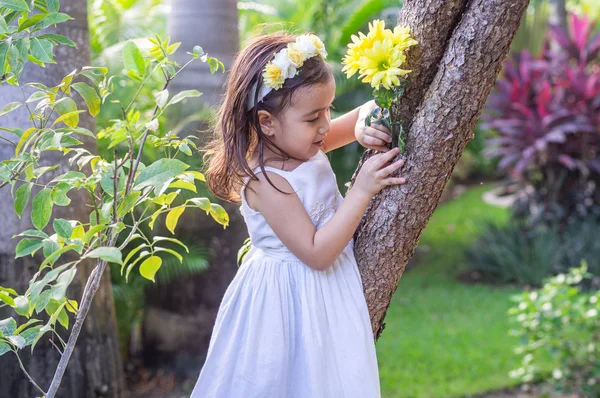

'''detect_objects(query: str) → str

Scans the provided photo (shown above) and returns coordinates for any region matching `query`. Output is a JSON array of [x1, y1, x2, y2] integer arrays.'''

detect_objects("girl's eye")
[[307, 105, 334, 123]]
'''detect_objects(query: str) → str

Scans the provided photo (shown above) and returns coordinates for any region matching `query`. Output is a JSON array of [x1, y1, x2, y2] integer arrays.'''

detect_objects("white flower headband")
[[246, 34, 328, 111]]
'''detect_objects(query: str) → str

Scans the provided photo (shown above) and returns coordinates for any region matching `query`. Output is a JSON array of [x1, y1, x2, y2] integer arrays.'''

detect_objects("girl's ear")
[[257, 110, 276, 136]]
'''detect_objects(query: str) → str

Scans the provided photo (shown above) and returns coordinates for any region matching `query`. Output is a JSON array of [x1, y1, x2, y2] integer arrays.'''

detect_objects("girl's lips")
[[313, 139, 324, 147]]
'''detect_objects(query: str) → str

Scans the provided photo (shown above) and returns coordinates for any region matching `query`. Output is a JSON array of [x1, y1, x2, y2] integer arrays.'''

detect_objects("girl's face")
[[258, 77, 336, 162]]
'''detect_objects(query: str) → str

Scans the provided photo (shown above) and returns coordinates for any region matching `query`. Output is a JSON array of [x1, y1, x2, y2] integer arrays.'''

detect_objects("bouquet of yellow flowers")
[[342, 19, 417, 152]]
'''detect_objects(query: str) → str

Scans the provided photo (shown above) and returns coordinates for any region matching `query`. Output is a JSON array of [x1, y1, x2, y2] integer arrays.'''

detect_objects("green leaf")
[[42, 238, 60, 261], [0, 292, 15, 306], [30, 37, 54, 63], [154, 247, 182, 262], [14, 127, 35, 155], [166, 42, 180, 55], [0, 43, 8, 74], [53, 97, 79, 128], [13, 296, 28, 316], [15, 229, 48, 239], [19, 325, 42, 347], [178, 142, 192, 156], [117, 191, 140, 218], [53, 218, 72, 239], [154, 89, 169, 109], [51, 182, 71, 206], [14, 319, 40, 336], [50, 267, 76, 301], [81, 225, 108, 245], [166, 90, 202, 107], [46, 0, 59, 13], [31, 12, 71, 30], [35, 33, 75, 47], [168, 180, 196, 192], [14, 182, 32, 217], [139, 256, 162, 282], [191, 45, 204, 58], [187, 197, 211, 212], [33, 165, 58, 179], [17, 12, 48, 32], [83, 247, 123, 265], [123, 41, 145, 77], [0, 0, 29, 12], [0, 14, 8, 34], [7, 335, 25, 348], [121, 243, 149, 275], [38, 245, 79, 271], [0, 101, 22, 117], [0, 318, 16, 336], [133, 158, 189, 195], [152, 236, 189, 252], [15, 238, 43, 258], [209, 203, 229, 228], [71, 82, 100, 117], [31, 188, 53, 230], [51, 110, 85, 128], [0, 342, 11, 356], [165, 206, 185, 234]]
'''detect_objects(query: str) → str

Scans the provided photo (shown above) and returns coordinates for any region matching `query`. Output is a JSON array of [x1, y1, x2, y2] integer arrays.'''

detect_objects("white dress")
[[190, 150, 381, 398]]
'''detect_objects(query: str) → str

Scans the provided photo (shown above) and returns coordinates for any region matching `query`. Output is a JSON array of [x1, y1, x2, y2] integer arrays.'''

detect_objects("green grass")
[[377, 184, 528, 398]]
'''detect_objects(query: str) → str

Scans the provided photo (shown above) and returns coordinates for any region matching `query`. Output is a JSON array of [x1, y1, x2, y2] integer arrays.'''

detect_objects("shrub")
[[508, 262, 600, 397]]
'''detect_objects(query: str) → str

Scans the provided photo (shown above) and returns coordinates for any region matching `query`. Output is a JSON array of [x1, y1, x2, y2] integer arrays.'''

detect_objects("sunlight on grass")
[[377, 184, 527, 398]]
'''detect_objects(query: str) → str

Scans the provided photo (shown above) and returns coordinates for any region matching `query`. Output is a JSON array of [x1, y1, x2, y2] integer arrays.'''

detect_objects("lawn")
[[377, 184, 529, 398]]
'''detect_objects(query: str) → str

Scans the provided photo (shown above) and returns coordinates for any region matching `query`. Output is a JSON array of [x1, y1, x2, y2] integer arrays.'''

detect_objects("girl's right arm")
[[245, 148, 406, 271]]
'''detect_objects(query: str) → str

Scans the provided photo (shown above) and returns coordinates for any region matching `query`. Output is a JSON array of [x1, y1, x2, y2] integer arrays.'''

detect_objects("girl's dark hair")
[[202, 31, 334, 202]]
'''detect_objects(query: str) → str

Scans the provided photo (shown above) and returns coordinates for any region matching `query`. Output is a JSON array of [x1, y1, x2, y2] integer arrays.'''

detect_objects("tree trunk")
[[549, 0, 568, 31], [141, 0, 244, 378], [0, 1, 125, 397], [352, 0, 530, 340]]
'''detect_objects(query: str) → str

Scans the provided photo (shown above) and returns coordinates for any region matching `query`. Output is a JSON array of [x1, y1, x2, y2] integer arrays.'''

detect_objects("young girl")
[[191, 31, 407, 398]]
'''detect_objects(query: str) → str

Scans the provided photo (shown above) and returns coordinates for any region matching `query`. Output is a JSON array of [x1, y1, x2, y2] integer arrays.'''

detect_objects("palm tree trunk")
[[141, 0, 244, 377], [549, 0, 568, 30], [351, 0, 530, 340], [0, 1, 125, 396]]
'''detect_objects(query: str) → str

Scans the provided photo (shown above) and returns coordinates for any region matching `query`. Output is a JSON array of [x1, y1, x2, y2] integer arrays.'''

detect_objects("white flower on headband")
[[246, 34, 327, 111]]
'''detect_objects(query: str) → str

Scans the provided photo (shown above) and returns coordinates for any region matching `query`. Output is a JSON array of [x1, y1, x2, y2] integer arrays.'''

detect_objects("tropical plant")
[[466, 216, 600, 287], [483, 12, 600, 227], [0, 0, 227, 395]]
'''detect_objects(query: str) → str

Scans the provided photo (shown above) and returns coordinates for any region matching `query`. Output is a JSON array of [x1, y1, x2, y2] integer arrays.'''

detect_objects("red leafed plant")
[[483, 13, 600, 226]]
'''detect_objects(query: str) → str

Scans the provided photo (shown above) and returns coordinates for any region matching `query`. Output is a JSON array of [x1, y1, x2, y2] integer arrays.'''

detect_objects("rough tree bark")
[[0, 1, 124, 396], [353, 0, 530, 340]]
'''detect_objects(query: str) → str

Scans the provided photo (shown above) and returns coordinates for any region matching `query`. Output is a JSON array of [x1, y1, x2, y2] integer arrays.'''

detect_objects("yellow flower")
[[287, 43, 306, 67], [308, 34, 327, 58], [342, 19, 417, 88], [367, 19, 387, 42], [341, 32, 369, 78], [263, 63, 284, 89], [391, 25, 418, 51], [358, 38, 411, 90]]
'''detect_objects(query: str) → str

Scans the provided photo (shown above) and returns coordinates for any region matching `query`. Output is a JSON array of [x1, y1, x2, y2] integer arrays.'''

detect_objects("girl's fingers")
[[374, 147, 400, 168], [384, 177, 407, 185], [363, 135, 388, 148], [367, 126, 392, 143], [380, 159, 405, 176], [371, 144, 390, 152]]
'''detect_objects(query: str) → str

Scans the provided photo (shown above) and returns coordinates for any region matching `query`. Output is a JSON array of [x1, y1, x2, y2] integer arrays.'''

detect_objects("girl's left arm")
[[323, 100, 393, 153]]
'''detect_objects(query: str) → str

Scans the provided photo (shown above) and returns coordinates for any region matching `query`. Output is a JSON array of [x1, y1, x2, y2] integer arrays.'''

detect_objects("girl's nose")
[[320, 120, 331, 135]]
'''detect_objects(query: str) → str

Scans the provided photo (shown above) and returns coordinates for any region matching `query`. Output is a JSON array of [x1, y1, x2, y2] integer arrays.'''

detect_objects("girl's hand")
[[355, 100, 392, 152], [352, 147, 407, 198]]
